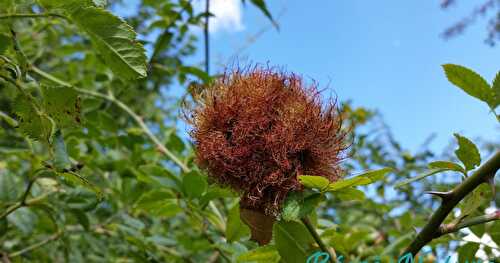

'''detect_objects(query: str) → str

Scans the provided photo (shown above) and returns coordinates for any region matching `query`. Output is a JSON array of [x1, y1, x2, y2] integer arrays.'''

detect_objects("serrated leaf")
[[335, 187, 365, 201], [298, 175, 330, 190], [226, 202, 250, 242], [14, 95, 53, 141], [42, 86, 82, 128], [454, 133, 481, 171], [182, 171, 207, 198], [273, 221, 314, 263], [52, 130, 71, 170], [493, 70, 500, 109], [443, 64, 495, 108], [428, 161, 465, 174], [237, 245, 280, 263], [394, 168, 449, 188], [70, 7, 147, 80]]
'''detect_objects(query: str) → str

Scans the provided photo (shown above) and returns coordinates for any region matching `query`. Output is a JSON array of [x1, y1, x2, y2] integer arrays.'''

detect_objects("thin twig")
[[403, 151, 500, 257], [29, 66, 190, 173], [8, 230, 63, 258], [439, 211, 500, 236], [204, 0, 210, 74], [301, 216, 336, 263]]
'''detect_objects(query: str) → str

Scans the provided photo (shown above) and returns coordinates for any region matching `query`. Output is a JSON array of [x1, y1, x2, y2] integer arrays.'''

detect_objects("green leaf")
[[454, 133, 481, 171], [281, 192, 324, 221], [459, 183, 492, 219], [182, 171, 208, 198], [60, 171, 102, 199], [38, 0, 94, 11], [70, 7, 147, 80], [180, 66, 211, 84], [428, 161, 465, 174], [135, 189, 181, 218], [326, 176, 370, 192], [443, 64, 496, 108], [0, 33, 11, 54], [14, 95, 53, 142], [335, 187, 366, 201], [42, 86, 82, 128], [52, 130, 71, 170], [457, 242, 479, 263], [325, 168, 392, 192], [493, 70, 500, 109], [200, 186, 236, 207], [394, 168, 448, 188], [281, 192, 301, 221], [273, 221, 314, 263], [237, 245, 280, 263], [351, 167, 393, 186], [226, 202, 250, 242], [298, 175, 330, 190]]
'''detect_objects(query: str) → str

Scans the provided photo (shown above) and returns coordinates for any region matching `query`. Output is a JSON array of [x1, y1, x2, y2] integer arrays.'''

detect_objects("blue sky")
[[118, 0, 499, 153]]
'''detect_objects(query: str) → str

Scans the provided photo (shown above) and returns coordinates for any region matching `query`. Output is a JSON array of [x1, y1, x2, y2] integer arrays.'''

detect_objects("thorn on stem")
[[425, 191, 452, 200]]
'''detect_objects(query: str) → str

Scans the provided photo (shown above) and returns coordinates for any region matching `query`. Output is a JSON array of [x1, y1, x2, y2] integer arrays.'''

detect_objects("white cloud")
[[194, 0, 244, 33]]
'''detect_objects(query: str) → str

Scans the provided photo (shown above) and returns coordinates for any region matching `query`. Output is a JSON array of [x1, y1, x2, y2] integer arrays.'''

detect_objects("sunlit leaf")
[[443, 64, 495, 108], [298, 175, 330, 190], [454, 133, 481, 171], [428, 161, 464, 174], [70, 7, 147, 80]]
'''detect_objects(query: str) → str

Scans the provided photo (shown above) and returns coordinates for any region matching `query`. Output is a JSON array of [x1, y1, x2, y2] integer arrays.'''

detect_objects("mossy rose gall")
[[187, 66, 348, 217]]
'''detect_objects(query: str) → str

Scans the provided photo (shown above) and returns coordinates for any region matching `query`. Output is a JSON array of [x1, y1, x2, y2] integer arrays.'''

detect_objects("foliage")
[[0, 1, 499, 263]]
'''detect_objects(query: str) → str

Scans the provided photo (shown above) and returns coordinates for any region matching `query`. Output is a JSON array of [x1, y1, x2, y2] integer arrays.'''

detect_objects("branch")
[[29, 66, 190, 173], [439, 211, 500, 236], [0, 13, 68, 20], [301, 216, 336, 263], [403, 151, 500, 257], [8, 230, 63, 258]]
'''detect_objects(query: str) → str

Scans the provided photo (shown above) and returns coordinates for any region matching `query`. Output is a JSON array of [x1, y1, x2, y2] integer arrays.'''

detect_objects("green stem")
[[439, 211, 500, 235], [30, 66, 190, 173], [0, 13, 68, 20], [301, 216, 336, 263], [8, 230, 63, 258], [403, 151, 500, 257]]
